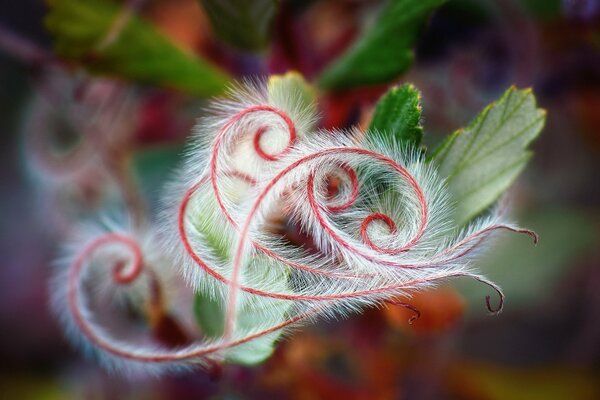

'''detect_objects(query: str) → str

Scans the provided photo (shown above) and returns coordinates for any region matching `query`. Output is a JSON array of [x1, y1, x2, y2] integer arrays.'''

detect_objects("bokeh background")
[[1, 0, 599, 398]]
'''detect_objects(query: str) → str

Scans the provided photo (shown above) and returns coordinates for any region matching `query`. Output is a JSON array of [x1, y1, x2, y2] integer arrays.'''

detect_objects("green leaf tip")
[[46, 0, 230, 96], [431, 86, 546, 225], [200, 0, 277, 51], [317, 0, 447, 90], [368, 83, 424, 147], [267, 71, 317, 117]]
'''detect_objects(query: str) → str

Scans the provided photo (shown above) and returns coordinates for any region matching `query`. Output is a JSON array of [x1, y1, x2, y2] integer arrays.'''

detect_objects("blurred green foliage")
[[199, 0, 276, 51], [132, 145, 184, 206], [520, 0, 562, 21], [317, 0, 446, 90], [46, 0, 230, 96]]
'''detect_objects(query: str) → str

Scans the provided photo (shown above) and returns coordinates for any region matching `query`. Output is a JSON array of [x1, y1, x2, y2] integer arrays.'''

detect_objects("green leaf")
[[431, 87, 546, 225], [223, 287, 290, 365], [193, 289, 226, 338], [45, 0, 230, 96], [457, 209, 596, 315], [317, 0, 446, 90], [194, 257, 291, 365], [199, 0, 276, 51], [368, 83, 423, 147]]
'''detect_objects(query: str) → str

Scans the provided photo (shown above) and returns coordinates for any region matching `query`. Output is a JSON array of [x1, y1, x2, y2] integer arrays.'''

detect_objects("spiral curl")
[[56, 80, 537, 375], [174, 95, 535, 342]]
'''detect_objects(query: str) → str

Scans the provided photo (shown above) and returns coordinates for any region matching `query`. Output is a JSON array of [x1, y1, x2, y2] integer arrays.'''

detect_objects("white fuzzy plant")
[[51, 73, 544, 376]]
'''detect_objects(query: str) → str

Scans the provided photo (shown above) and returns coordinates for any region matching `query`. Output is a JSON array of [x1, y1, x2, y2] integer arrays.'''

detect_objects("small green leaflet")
[[431, 87, 546, 225], [199, 0, 277, 51], [193, 257, 291, 365], [368, 84, 423, 147], [194, 291, 226, 339], [317, 0, 446, 90], [46, 0, 230, 96], [268, 71, 318, 119]]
